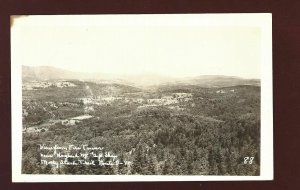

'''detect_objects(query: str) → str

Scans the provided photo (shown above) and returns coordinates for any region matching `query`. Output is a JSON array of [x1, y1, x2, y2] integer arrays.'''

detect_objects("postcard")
[[11, 14, 273, 182]]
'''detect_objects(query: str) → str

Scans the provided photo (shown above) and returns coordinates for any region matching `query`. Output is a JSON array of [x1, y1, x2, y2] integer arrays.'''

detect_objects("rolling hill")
[[22, 65, 260, 88]]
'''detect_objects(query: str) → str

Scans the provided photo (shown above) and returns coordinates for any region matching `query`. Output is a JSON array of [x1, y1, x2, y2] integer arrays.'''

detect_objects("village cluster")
[[22, 81, 76, 90], [78, 92, 193, 111]]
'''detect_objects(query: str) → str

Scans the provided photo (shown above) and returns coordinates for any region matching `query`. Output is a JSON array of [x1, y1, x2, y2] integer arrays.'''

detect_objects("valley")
[[22, 75, 260, 175]]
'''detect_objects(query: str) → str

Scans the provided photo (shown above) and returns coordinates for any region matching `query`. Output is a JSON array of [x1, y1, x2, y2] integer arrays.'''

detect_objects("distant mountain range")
[[178, 75, 260, 88], [22, 65, 260, 88]]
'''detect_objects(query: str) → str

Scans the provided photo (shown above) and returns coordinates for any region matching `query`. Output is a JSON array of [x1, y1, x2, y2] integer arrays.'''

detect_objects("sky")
[[11, 15, 261, 79]]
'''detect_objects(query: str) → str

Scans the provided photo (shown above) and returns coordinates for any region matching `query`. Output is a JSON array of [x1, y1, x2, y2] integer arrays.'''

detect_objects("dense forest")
[[22, 80, 260, 175]]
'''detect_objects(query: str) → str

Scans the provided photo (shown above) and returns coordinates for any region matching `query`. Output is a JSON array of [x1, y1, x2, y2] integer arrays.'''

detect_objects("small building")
[[61, 115, 93, 126], [216, 90, 226, 94]]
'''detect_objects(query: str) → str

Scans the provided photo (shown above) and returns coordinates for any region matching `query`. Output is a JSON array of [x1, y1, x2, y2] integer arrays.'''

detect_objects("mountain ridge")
[[22, 65, 260, 88]]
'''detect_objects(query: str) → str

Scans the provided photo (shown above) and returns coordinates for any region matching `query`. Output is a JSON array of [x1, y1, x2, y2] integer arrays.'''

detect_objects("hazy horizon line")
[[22, 64, 261, 80]]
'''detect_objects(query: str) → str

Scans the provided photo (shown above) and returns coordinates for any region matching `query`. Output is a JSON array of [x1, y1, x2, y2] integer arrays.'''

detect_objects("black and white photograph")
[[11, 14, 273, 182]]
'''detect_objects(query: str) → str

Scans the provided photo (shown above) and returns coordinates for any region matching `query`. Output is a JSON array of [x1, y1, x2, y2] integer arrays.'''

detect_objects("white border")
[[11, 13, 273, 182]]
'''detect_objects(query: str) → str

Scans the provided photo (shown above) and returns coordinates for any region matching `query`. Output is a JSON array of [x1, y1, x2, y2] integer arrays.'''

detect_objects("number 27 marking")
[[244, 157, 254, 164]]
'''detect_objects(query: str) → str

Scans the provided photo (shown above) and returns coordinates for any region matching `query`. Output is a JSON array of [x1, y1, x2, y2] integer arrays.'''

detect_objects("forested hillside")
[[22, 79, 260, 175]]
